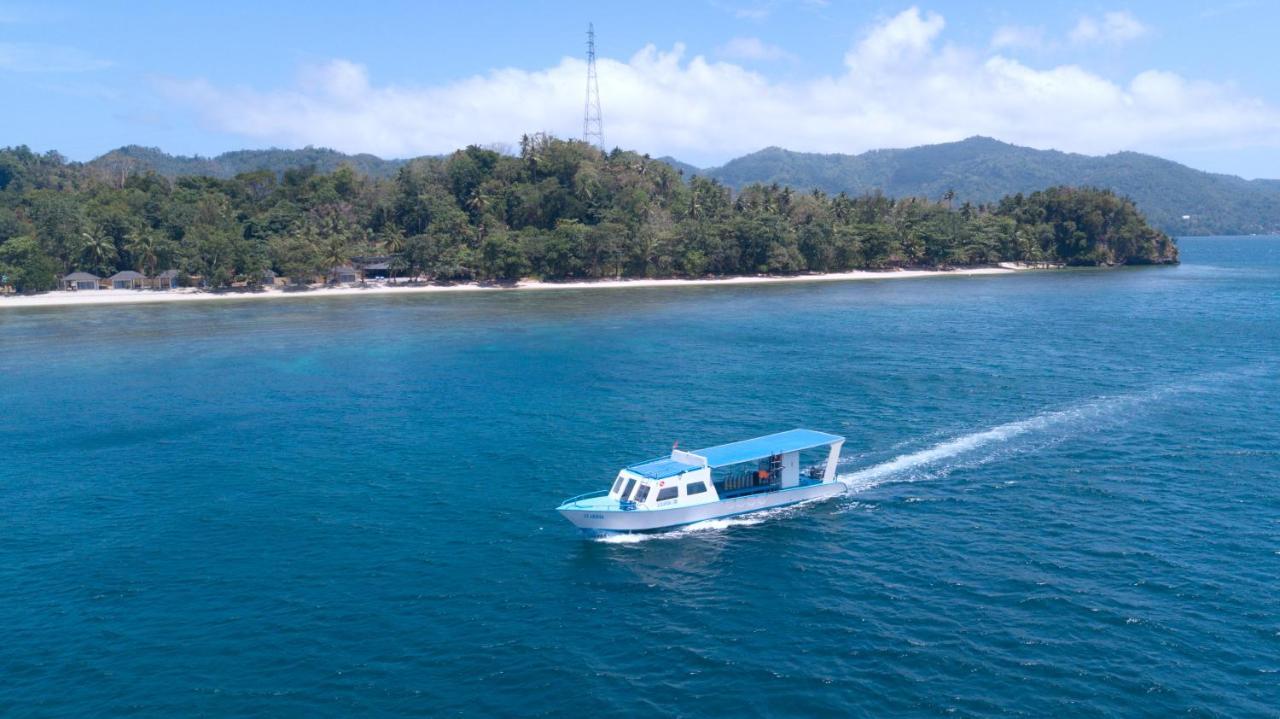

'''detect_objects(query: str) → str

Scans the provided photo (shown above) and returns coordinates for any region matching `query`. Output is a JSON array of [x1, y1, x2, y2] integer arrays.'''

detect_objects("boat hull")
[[558, 481, 844, 534]]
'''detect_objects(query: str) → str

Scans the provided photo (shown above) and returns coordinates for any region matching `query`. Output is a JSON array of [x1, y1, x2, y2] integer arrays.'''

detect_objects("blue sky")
[[3, 1, 1279, 177]]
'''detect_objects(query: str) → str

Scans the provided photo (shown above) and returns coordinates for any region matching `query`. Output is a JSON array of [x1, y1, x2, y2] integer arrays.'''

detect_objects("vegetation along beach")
[[0, 138, 1175, 301]]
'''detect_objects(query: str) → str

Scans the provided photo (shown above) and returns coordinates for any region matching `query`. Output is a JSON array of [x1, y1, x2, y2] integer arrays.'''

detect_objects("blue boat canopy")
[[627, 457, 702, 479], [626, 428, 844, 479]]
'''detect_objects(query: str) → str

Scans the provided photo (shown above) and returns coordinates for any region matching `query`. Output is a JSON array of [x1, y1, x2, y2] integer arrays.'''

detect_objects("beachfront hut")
[[61, 271, 101, 290], [151, 269, 180, 290], [260, 269, 278, 287], [353, 255, 397, 280], [330, 265, 360, 284], [359, 260, 391, 279], [109, 270, 146, 289]]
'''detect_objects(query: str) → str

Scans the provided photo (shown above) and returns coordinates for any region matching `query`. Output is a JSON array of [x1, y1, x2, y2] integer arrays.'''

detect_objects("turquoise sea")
[[1, 237, 1278, 717]]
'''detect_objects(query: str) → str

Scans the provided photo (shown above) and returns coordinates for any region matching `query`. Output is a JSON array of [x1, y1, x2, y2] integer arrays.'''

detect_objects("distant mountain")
[[658, 137, 1280, 236], [654, 155, 701, 178], [85, 139, 1280, 235], [87, 145, 410, 181]]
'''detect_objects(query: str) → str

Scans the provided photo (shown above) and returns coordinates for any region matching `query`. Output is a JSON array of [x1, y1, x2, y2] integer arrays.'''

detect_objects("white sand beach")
[[0, 265, 1029, 310]]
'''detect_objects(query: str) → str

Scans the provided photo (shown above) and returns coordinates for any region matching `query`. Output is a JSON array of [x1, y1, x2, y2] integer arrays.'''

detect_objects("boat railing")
[[560, 490, 609, 506]]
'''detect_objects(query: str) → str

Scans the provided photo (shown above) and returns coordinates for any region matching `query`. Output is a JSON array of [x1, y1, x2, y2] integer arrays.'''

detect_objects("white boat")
[[557, 429, 845, 534]]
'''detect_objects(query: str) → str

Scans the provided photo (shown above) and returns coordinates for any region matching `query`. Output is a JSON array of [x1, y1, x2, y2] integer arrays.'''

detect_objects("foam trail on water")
[[838, 363, 1272, 493], [599, 395, 1149, 543], [837, 392, 1153, 492], [595, 365, 1266, 543], [841, 427, 1018, 488]]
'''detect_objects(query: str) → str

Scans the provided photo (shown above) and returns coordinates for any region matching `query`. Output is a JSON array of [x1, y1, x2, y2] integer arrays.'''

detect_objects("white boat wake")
[[592, 397, 1138, 545], [591, 365, 1266, 544], [836, 363, 1269, 495], [593, 397, 1140, 545], [837, 397, 1124, 492]]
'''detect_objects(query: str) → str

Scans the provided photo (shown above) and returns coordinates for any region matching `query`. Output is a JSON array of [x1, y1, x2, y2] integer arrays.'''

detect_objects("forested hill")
[[0, 138, 1175, 293], [82, 138, 1280, 236], [88, 145, 409, 181], [665, 137, 1280, 236]]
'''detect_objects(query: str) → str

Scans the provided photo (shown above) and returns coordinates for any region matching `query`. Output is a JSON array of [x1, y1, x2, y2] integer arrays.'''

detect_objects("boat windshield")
[[634, 485, 650, 503], [621, 478, 637, 499], [611, 475, 626, 494]]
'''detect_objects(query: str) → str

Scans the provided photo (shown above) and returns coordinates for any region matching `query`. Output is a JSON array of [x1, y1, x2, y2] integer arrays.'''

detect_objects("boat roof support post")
[[822, 441, 844, 483]]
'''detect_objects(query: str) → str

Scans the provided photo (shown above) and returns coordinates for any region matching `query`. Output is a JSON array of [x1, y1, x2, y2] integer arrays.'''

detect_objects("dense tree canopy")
[[76, 136, 1280, 237], [0, 136, 1176, 293]]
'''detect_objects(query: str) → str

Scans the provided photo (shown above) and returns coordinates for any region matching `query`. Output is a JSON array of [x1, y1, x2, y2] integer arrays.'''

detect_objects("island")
[[0, 136, 1177, 298]]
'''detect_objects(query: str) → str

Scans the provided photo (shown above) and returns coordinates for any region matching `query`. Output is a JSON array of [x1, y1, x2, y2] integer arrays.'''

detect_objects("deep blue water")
[[2, 237, 1278, 717]]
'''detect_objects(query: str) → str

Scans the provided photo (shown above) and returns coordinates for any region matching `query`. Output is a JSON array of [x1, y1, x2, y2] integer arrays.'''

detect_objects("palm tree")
[[127, 231, 161, 277], [381, 227, 406, 257], [79, 231, 117, 274], [389, 254, 410, 283], [321, 235, 349, 283], [689, 190, 703, 220], [380, 228, 406, 282], [466, 188, 490, 218]]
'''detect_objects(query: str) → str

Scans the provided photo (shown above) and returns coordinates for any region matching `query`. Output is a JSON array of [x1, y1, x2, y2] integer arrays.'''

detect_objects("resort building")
[[351, 255, 397, 280], [152, 269, 180, 290], [330, 265, 360, 284], [108, 270, 146, 289], [61, 272, 101, 290], [359, 260, 391, 279]]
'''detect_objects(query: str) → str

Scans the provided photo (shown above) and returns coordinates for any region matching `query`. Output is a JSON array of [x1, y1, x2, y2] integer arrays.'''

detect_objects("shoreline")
[[0, 265, 1031, 310]]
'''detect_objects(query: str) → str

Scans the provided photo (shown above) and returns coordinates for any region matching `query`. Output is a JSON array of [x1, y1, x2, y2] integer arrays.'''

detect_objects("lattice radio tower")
[[583, 22, 604, 150]]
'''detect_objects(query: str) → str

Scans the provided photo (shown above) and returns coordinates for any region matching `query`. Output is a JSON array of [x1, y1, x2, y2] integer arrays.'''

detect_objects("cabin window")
[[686, 481, 707, 496], [634, 485, 651, 503], [611, 476, 626, 495], [656, 487, 678, 502], [622, 478, 637, 500]]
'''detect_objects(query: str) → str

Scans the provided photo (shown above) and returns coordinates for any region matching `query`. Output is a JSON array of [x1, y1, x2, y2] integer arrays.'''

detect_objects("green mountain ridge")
[[663, 137, 1280, 236], [88, 145, 410, 181], [79, 138, 1280, 236]]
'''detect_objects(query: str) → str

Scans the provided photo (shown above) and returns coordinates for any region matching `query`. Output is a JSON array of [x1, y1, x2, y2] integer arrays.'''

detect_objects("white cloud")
[[718, 36, 795, 62], [0, 41, 111, 72], [1069, 11, 1149, 45], [158, 7, 1280, 164], [990, 24, 1045, 50], [846, 7, 945, 69]]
